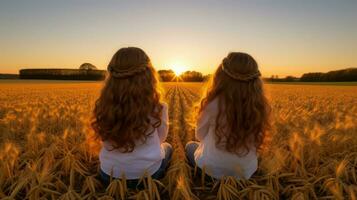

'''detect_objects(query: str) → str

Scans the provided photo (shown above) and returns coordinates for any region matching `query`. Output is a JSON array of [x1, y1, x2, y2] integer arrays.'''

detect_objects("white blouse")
[[194, 98, 258, 179], [99, 103, 169, 179]]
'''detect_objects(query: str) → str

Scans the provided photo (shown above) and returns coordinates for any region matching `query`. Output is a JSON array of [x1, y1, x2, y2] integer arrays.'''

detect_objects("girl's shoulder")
[[205, 97, 219, 112], [153, 102, 167, 110], [200, 97, 220, 118], [155, 102, 168, 115], [160, 102, 168, 111], [160, 102, 168, 108]]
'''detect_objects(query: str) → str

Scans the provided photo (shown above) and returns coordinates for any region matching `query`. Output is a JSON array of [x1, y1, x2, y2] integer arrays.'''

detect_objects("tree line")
[[3, 66, 356, 82], [19, 69, 106, 80], [267, 68, 357, 82], [158, 70, 209, 82], [159, 68, 357, 82], [299, 68, 357, 82]]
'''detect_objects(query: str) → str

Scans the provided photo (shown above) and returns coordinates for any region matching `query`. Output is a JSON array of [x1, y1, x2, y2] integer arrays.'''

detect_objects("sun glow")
[[171, 64, 187, 76]]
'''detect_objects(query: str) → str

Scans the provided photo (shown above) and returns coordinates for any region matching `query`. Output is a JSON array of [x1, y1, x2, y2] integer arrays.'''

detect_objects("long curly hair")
[[91, 47, 163, 152], [199, 52, 271, 156]]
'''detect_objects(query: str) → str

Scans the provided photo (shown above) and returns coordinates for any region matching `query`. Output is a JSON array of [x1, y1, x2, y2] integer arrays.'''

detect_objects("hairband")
[[107, 64, 148, 79], [221, 63, 261, 81]]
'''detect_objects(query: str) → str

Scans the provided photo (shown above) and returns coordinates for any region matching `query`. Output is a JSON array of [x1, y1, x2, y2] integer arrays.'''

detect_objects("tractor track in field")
[[178, 88, 216, 200], [166, 86, 176, 143], [181, 87, 201, 106], [167, 86, 187, 159], [178, 88, 196, 143], [164, 86, 200, 199], [164, 85, 223, 199], [164, 86, 174, 100]]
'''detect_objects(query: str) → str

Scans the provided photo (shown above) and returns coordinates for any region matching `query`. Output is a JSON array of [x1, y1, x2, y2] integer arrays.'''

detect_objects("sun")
[[171, 64, 186, 76]]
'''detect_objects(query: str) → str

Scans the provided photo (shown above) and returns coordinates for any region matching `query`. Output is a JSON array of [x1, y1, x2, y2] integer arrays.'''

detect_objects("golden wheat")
[[0, 81, 356, 199]]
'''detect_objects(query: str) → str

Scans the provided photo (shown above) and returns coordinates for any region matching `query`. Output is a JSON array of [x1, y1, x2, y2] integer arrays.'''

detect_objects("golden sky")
[[0, 1, 356, 77]]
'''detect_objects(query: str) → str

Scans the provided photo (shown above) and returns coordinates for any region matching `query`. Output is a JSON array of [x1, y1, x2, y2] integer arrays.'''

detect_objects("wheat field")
[[0, 81, 356, 200]]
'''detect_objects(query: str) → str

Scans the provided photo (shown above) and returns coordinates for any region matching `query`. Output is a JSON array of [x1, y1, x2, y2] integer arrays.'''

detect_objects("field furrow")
[[165, 85, 197, 199]]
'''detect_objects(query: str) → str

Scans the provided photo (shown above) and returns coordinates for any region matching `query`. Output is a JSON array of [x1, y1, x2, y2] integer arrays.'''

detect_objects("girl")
[[92, 47, 171, 187], [186, 52, 271, 179]]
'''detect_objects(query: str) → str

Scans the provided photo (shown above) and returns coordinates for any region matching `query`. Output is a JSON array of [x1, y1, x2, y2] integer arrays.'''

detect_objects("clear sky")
[[0, 0, 356, 77]]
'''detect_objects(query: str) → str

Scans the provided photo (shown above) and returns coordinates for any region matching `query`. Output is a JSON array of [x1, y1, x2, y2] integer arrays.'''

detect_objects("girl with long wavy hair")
[[92, 47, 171, 187], [185, 52, 271, 179]]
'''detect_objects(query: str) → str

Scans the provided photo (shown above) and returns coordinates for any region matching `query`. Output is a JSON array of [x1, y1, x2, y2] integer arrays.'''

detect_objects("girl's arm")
[[195, 106, 210, 141], [157, 103, 169, 143]]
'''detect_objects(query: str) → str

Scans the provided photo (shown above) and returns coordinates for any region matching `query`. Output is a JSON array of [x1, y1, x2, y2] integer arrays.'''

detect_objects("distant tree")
[[180, 71, 204, 82], [19, 68, 106, 80], [300, 72, 324, 82], [79, 63, 97, 70], [300, 68, 357, 82], [0, 74, 19, 79], [266, 75, 298, 82], [158, 69, 175, 82], [283, 76, 299, 82], [203, 74, 212, 82], [270, 75, 274, 81], [269, 75, 280, 82]]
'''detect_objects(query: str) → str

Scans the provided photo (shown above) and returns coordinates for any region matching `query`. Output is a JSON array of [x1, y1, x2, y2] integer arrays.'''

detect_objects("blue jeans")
[[99, 142, 173, 189], [185, 141, 199, 167]]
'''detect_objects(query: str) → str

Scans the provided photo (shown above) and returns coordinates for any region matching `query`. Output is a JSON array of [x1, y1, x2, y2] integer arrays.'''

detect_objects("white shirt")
[[194, 98, 258, 179], [99, 103, 169, 179]]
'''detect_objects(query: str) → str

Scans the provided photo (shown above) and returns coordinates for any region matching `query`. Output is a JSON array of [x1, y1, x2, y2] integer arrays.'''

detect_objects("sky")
[[0, 0, 356, 77]]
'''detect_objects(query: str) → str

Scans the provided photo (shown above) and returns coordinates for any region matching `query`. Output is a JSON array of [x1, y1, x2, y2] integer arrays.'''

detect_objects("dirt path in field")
[[178, 87, 196, 143], [165, 85, 196, 151], [164, 85, 213, 199], [164, 85, 196, 199]]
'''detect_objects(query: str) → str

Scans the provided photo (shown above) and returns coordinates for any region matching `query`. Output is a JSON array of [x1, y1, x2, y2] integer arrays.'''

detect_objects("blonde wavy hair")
[[92, 47, 163, 152], [199, 52, 271, 155]]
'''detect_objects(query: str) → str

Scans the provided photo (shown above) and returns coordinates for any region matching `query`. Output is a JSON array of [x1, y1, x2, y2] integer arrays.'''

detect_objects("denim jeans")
[[185, 141, 199, 167], [99, 142, 173, 189]]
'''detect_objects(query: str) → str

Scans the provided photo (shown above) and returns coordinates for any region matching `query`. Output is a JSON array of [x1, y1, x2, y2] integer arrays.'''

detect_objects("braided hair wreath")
[[107, 63, 149, 79], [221, 59, 261, 82]]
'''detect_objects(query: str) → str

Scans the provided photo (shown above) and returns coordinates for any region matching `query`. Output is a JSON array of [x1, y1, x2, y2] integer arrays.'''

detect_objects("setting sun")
[[171, 64, 187, 76]]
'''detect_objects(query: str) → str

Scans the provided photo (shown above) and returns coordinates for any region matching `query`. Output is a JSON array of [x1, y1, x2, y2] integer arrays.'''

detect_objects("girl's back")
[[92, 47, 171, 183], [99, 103, 168, 179], [194, 98, 258, 179], [186, 52, 271, 180]]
